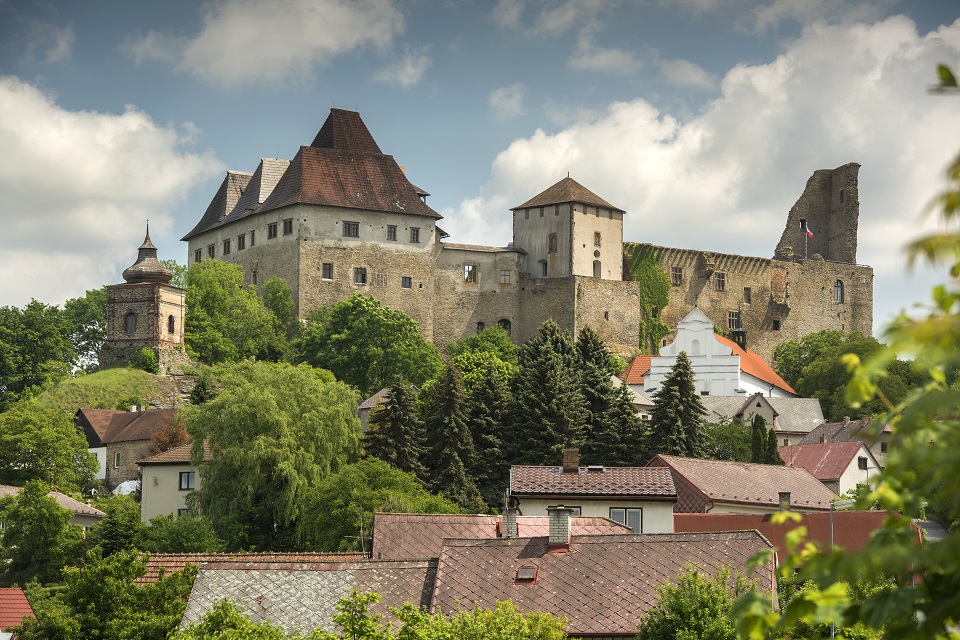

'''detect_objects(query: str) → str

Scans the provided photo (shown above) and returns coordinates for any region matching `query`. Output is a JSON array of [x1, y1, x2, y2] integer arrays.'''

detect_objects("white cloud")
[[123, 0, 405, 89], [569, 36, 642, 74], [373, 47, 431, 87], [489, 83, 526, 119], [443, 16, 960, 327], [0, 76, 224, 307], [658, 58, 716, 88]]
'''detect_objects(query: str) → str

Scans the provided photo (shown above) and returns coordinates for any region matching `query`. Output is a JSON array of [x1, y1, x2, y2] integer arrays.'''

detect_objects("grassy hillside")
[[35, 368, 176, 414]]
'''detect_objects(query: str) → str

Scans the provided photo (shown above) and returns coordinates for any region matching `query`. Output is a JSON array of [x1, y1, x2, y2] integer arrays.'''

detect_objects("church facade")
[[182, 109, 872, 363]]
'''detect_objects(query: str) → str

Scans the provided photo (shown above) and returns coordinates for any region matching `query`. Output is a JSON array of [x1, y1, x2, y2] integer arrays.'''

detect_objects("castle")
[[178, 109, 872, 363]]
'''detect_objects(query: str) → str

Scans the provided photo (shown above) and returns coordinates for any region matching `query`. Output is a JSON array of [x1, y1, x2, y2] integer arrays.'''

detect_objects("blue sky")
[[1, 0, 959, 334]]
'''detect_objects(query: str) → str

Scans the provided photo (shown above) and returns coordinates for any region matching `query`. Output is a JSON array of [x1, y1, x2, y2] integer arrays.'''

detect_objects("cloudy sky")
[[2, 0, 959, 332]]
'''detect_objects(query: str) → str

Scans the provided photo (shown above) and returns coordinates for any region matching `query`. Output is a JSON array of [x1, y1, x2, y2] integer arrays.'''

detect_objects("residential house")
[[509, 449, 677, 533], [645, 307, 796, 398], [138, 442, 211, 521], [0, 485, 105, 528], [778, 442, 882, 495], [371, 512, 630, 560], [799, 417, 891, 468], [76, 407, 178, 490], [701, 392, 826, 445], [0, 588, 34, 639], [647, 454, 838, 513]]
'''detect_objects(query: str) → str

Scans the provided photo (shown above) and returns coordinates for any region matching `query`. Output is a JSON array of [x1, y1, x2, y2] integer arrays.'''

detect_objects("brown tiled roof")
[[77, 408, 177, 447], [778, 442, 867, 481], [512, 176, 624, 212], [0, 485, 105, 519], [431, 532, 773, 636], [182, 170, 252, 240], [137, 441, 212, 465], [138, 551, 368, 584], [511, 465, 676, 498], [371, 513, 630, 560], [715, 334, 796, 394], [620, 355, 651, 385], [649, 455, 837, 511], [0, 588, 34, 630]]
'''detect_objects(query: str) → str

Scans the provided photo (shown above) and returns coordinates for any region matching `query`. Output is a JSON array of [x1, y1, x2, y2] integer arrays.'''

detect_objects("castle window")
[[498, 318, 512, 336], [772, 319, 781, 331], [354, 267, 367, 285], [387, 225, 397, 241], [237, 234, 246, 250], [343, 221, 359, 238], [714, 272, 726, 291], [207, 245, 215, 258], [125, 312, 137, 335], [168, 315, 175, 334], [743, 287, 752, 304], [194, 249, 202, 263], [539, 260, 547, 277], [728, 311, 739, 330], [401, 276, 412, 289], [268, 223, 278, 239], [670, 266, 683, 286], [548, 233, 557, 254], [282, 218, 294, 235], [593, 260, 601, 278], [250, 230, 255, 246], [500, 270, 511, 284], [322, 263, 334, 280], [222, 239, 231, 255], [477, 322, 485, 332], [594, 232, 601, 247], [410, 227, 420, 243], [464, 264, 478, 283], [834, 279, 845, 303]]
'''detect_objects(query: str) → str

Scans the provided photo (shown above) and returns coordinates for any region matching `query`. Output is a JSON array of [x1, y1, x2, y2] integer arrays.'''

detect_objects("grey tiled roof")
[[510, 465, 676, 498]]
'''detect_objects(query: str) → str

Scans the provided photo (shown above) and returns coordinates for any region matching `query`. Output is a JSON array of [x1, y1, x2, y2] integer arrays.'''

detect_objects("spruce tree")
[[647, 352, 707, 457], [422, 364, 480, 510], [766, 428, 785, 465], [466, 359, 512, 509], [364, 378, 426, 479], [510, 319, 588, 465], [750, 414, 767, 463]]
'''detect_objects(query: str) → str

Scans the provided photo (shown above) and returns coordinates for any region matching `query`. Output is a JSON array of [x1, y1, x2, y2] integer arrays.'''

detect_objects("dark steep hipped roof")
[[512, 176, 623, 212]]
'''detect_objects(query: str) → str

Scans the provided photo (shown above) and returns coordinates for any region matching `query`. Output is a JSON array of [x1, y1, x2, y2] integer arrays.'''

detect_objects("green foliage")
[[161, 258, 188, 288], [465, 359, 512, 509], [88, 495, 146, 557], [184, 361, 362, 550], [33, 367, 173, 413], [364, 379, 426, 478], [0, 300, 75, 409], [299, 459, 459, 552], [0, 402, 98, 494], [0, 481, 85, 585], [625, 245, 671, 355], [703, 417, 751, 462], [636, 566, 748, 640], [646, 352, 707, 458], [292, 294, 442, 397], [62, 287, 107, 372], [138, 513, 226, 554], [136, 347, 160, 373]]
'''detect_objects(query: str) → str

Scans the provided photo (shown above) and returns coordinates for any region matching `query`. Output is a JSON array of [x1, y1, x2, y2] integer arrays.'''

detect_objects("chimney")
[[503, 508, 517, 539], [547, 505, 573, 551], [562, 448, 580, 473], [778, 492, 791, 511]]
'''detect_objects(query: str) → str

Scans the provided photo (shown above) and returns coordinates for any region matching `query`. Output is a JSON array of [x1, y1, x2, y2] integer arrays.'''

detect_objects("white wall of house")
[[516, 497, 674, 533], [139, 463, 201, 522]]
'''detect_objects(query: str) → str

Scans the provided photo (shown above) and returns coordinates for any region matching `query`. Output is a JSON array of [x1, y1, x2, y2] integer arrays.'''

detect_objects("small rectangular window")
[[594, 231, 601, 247], [464, 264, 478, 283], [500, 270, 510, 284], [207, 245, 215, 258], [268, 223, 278, 239], [343, 221, 359, 238], [714, 272, 726, 291], [282, 218, 293, 235], [222, 239, 231, 255], [322, 263, 334, 280], [250, 230, 255, 246], [237, 234, 245, 250], [670, 266, 683, 286], [548, 233, 557, 254], [113, 451, 120, 468], [410, 227, 420, 243], [743, 287, 752, 304], [728, 311, 739, 330], [194, 249, 202, 263], [401, 276, 412, 289], [387, 225, 397, 241], [179, 471, 196, 491], [354, 267, 367, 285]]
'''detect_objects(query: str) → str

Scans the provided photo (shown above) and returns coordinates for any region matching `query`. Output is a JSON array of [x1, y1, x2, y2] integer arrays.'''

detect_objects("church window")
[[322, 263, 334, 280], [343, 221, 359, 238], [548, 233, 557, 254], [268, 223, 278, 239], [498, 318, 512, 336], [207, 245, 215, 258], [387, 225, 397, 241], [714, 272, 726, 291], [237, 234, 245, 250], [168, 315, 175, 334], [670, 266, 683, 286], [500, 270, 511, 284], [594, 232, 601, 247], [282, 218, 294, 235], [743, 287, 752, 304], [410, 227, 420, 243], [194, 249, 202, 263], [728, 311, 739, 330], [834, 279, 844, 303], [250, 230, 255, 246], [125, 312, 137, 335], [223, 239, 231, 255], [401, 276, 412, 289], [539, 260, 547, 277], [353, 267, 367, 285], [464, 264, 478, 283]]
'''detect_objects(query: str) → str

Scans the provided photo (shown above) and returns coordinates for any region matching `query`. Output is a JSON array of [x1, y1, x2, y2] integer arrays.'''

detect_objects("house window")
[[268, 223, 278, 239], [858, 456, 868, 471], [670, 266, 683, 286], [401, 276, 412, 289], [728, 311, 739, 330], [168, 315, 175, 334], [207, 245, 215, 258], [464, 264, 478, 283], [609, 507, 642, 533], [124, 312, 137, 335], [834, 279, 845, 303], [179, 471, 196, 491], [594, 231, 601, 247], [354, 267, 367, 285], [743, 287, 752, 304], [498, 318, 511, 336], [387, 225, 397, 241], [222, 239, 231, 255], [772, 319, 781, 331], [283, 218, 293, 235], [343, 221, 359, 238], [194, 249, 202, 263], [322, 263, 334, 280], [250, 230, 255, 246], [113, 451, 121, 469], [714, 272, 726, 291], [476, 322, 485, 332], [539, 260, 547, 277], [177, 508, 189, 517], [548, 233, 557, 254], [410, 227, 420, 243], [237, 234, 246, 250], [500, 270, 510, 284]]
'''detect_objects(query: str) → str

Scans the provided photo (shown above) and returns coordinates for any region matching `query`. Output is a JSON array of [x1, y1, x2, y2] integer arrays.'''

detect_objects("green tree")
[[138, 513, 225, 554], [636, 566, 747, 640], [88, 495, 146, 557], [466, 359, 512, 509], [0, 481, 85, 586], [299, 458, 459, 552], [62, 287, 107, 372], [363, 379, 426, 479], [0, 300, 74, 409], [646, 352, 707, 458], [185, 361, 362, 550], [510, 319, 588, 465], [422, 365, 480, 510], [292, 294, 442, 397], [0, 402, 98, 494], [750, 415, 766, 463]]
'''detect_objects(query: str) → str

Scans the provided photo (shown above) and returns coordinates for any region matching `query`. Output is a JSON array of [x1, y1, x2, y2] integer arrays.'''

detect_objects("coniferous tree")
[[647, 352, 707, 457], [766, 428, 785, 465], [510, 319, 588, 465], [466, 359, 512, 509], [364, 378, 426, 479], [750, 414, 767, 463], [422, 365, 480, 510]]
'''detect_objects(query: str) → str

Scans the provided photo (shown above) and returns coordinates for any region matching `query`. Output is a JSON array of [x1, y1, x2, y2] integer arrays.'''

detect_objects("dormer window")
[[515, 566, 538, 583]]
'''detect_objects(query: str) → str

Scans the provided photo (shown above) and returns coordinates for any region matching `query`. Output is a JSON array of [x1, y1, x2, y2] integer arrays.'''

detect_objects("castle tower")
[[99, 225, 190, 374]]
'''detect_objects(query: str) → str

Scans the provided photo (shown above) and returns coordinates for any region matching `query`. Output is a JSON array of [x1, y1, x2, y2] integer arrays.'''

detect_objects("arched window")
[[834, 279, 845, 304], [125, 312, 137, 335], [168, 315, 175, 333], [498, 318, 512, 336]]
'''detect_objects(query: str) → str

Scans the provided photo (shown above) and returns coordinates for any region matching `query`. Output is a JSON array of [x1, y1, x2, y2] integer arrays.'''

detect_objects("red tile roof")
[[0, 588, 34, 630], [138, 441, 212, 465], [371, 513, 630, 560], [778, 442, 865, 481], [714, 334, 796, 394], [511, 465, 676, 498], [138, 552, 368, 584], [512, 176, 624, 213], [648, 455, 837, 511], [77, 408, 177, 447], [432, 532, 774, 636], [620, 355, 651, 385], [0, 485, 105, 519]]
